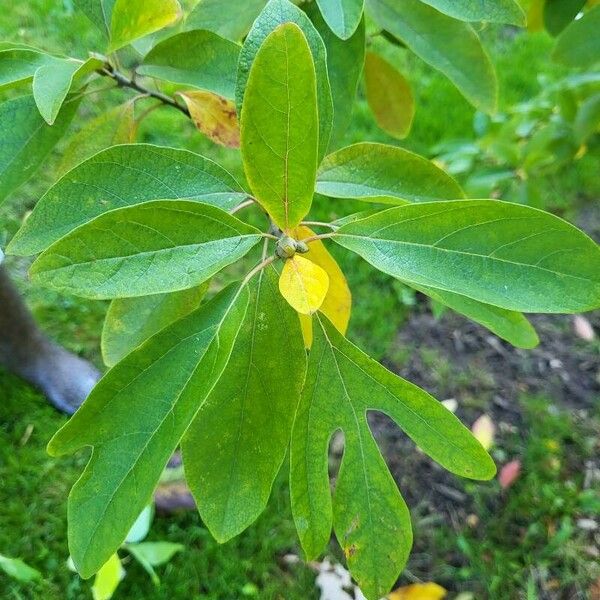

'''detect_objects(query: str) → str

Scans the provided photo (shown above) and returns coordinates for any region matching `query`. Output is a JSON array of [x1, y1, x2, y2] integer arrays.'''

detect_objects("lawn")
[[0, 2, 599, 599]]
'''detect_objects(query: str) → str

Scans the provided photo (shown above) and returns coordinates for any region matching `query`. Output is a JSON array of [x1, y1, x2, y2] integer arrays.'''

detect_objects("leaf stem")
[[241, 255, 277, 287], [300, 232, 337, 245], [229, 199, 256, 214], [301, 221, 338, 231], [99, 64, 191, 118]]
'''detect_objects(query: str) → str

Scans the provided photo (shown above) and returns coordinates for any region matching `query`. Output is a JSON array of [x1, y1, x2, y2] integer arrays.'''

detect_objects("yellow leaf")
[[388, 582, 447, 600], [293, 226, 352, 347], [279, 255, 329, 315], [365, 51, 415, 140], [92, 554, 123, 600], [299, 313, 313, 348], [177, 90, 240, 148]]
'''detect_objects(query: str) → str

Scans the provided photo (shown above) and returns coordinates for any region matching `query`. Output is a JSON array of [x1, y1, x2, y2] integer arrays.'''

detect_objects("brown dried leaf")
[[177, 90, 240, 148]]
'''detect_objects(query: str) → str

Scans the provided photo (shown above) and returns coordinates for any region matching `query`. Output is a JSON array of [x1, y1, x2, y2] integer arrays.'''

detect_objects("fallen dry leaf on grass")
[[471, 414, 495, 450], [573, 315, 595, 341]]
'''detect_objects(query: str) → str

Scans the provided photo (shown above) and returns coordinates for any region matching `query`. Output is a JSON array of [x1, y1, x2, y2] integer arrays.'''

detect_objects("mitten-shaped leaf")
[[0, 94, 80, 205], [279, 255, 329, 314], [182, 267, 306, 541], [30, 200, 262, 299], [364, 52, 414, 140], [317, 143, 464, 204], [293, 225, 351, 348], [305, 4, 365, 150], [333, 200, 600, 313], [315, 0, 364, 40], [177, 90, 240, 148], [366, 0, 498, 112], [240, 23, 318, 231], [108, 0, 181, 52], [237, 0, 333, 160], [9, 144, 246, 256], [417, 0, 525, 26], [102, 284, 209, 367], [48, 284, 249, 577], [290, 316, 494, 599], [138, 31, 240, 99]]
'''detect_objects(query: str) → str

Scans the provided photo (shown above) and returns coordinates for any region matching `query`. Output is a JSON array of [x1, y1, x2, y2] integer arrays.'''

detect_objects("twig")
[[99, 64, 191, 118]]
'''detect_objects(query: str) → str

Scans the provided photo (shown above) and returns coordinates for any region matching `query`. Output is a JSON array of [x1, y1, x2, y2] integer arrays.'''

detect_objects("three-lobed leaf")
[[240, 23, 319, 231], [364, 52, 414, 140], [182, 267, 307, 542], [316, 143, 465, 204], [236, 0, 333, 160], [366, 0, 498, 113], [101, 284, 209, 367], [138, 30, 240, 100], [290, 315, 494, 599], [48, 284, 249, 577], [30, 200, 263, 299], [8, 144, 246, 256], [333, 200, 600, 313]]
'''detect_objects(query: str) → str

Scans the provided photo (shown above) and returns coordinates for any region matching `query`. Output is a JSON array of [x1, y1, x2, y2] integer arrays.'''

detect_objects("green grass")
[[0, 2, 599, 599]]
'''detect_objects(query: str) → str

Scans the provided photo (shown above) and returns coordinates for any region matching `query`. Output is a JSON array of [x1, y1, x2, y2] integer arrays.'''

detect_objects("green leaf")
[[553, 5, 600, 69], [48, 284, 249, 577], [315, 0, 364, 39], [316, 143, 465, 204], [30, 200, 262, 299], [125, 542, 183, 585], [0, 48, 58, 91], [125, 505, 154, 543], [240, 23, 318, 231], [543, 0, 586, 36], [417, 0, 526, 26], [411, 284, 539, 349], [364, 51, 414, 140], [0, 554, 42, 582], [333, 200, 600, 313], [91, 554, 122, 600], [57, 100, 137, 175], [237, 0, 333, 160], [102, 284, 209, 367], [185, 0, 267, 41], [305, 3, 365, 150], [74, 0, 114, 36], [366, 0, 498, 113], [0, 94, 79, 205], [574, 92, 600, 143], [33, 57, 102, 124], [8, 144, 246, 256], [182, 267, 306, 541], [109, 0, 181, 52], [138, 30, 240, 99], [290, 315, 494, 599]]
